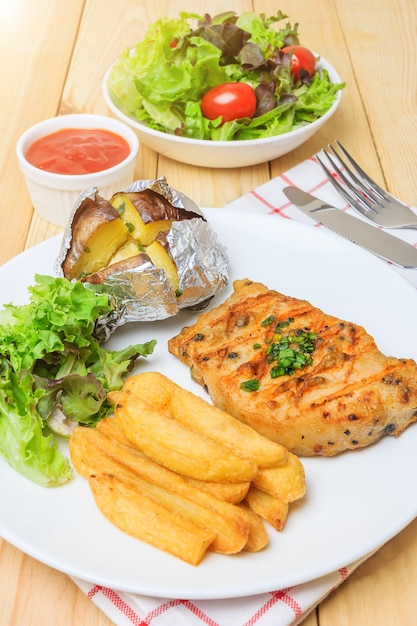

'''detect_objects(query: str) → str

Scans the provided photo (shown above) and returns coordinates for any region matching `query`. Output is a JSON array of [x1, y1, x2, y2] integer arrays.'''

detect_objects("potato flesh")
[[61, 197, 121, 279], [145, 240, 179, 292], [108, 238, 141, 265], [110, 194, 180, 290], [110, 193, 172, 246], [68, 218, 128, 280]]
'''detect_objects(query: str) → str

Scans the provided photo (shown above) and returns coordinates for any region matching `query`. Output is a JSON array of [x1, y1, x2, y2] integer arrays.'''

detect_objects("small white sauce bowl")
[[16, 113, 139, 227], [102, 57, 342, 169]]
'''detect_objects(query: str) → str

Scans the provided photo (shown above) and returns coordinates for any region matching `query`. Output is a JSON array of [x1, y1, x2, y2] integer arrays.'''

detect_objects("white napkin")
[[225, 155, 417, 288], [71, 155, 417, 625]]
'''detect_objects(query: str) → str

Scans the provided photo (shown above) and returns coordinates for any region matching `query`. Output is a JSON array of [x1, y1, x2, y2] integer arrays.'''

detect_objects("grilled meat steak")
[[168, 279, 417, 456]]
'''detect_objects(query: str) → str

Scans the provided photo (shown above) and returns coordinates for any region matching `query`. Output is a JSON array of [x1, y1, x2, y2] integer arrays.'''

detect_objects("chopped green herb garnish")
[[266, 330, 317, 377], [117, 202, 126, 215], [125, 222, 135, 233], [275, 317, 294, 331], [249, 317, 317, 391], [240, 379, 260, 392], [261, 315, 276, 327]]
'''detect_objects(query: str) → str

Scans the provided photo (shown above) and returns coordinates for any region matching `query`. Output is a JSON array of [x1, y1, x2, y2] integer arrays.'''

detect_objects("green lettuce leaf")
[[0, 274, 156, 487], [0, 364, 72, 487]]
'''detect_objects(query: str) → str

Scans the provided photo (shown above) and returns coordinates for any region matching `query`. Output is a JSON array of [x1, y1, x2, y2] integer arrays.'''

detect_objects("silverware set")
[[317, 141, 417, 230], [283, 141, 417, 268]]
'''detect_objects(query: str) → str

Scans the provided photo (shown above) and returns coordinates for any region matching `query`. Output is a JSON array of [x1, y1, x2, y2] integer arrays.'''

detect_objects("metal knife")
[[283, 186, 417, 268]]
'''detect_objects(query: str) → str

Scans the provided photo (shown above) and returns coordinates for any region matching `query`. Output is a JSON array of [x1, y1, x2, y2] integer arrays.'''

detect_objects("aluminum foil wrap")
[[55, 178, 229, 341]]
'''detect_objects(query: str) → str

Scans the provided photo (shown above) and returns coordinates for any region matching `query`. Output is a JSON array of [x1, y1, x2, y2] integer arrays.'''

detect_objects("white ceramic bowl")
[[16, 113, 139, 227], [102, 57, 342, 169]]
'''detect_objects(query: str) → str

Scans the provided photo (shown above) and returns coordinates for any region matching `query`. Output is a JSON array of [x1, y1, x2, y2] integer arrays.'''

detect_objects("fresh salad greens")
[[107, 10, 345, 141], [0, 275, 156, 487]]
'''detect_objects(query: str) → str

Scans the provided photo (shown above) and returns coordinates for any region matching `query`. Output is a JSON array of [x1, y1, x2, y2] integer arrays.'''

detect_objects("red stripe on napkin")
[[88, 585, 148, 626]]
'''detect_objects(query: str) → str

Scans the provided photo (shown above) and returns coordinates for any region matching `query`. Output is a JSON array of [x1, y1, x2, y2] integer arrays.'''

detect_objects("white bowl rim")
[[102, 55, 343, 149], [16, 113, 139, 183]]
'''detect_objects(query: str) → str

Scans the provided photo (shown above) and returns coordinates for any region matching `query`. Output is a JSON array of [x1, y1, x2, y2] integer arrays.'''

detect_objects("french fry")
[[115, 392, 257, 482], [123, 372, 289, 468], [89, 473, 215, 566], [106, 390, 122, 405], [252, 453, 306, 502], [97, 418, 251, 503], [185, 476, 250, 504], [121, 371, 174, 410], [96, 415, 137, 446], [170, 387, 288, 469], [245, 486, 289, 531], [238, 501, 269, 552], [70, 426, 251, 554], [132, 479, 250, 554]]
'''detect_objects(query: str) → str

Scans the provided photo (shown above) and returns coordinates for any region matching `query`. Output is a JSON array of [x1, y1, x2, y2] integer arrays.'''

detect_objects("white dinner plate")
[[1, 208, 417, 599]]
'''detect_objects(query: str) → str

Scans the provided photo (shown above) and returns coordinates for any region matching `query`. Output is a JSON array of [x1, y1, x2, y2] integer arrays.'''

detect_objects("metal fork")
[[316, 140, 417, 229]]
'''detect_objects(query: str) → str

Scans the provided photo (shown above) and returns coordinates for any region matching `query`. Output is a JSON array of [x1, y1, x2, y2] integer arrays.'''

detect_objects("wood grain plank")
[[320, 517, 417, 626], [0, 0, 84, 264], [0, 541, 114, 626], [334, 0, 417, 203]]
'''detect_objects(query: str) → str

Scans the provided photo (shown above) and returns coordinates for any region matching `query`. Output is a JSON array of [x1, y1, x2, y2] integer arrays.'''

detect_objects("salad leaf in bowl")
[[103, 11, 345, 167]]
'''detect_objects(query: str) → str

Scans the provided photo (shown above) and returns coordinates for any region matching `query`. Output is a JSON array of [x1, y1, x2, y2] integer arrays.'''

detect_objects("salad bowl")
[[101, 10, 344, 169], [103, 56, 343, 169]]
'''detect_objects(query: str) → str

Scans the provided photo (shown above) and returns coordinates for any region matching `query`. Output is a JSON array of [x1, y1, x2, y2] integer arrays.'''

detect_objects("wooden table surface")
[[1, 0, 417, 624]]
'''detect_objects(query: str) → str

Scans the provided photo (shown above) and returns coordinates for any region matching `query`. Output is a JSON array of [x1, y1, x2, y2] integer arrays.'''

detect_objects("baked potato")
[[59, 188, 203, 283], [55, 178, 229, 337]]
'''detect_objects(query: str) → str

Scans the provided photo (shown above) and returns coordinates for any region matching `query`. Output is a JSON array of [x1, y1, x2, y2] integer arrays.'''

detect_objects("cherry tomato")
[[201, 83, 257, 123], [282, 46, 316, 81]]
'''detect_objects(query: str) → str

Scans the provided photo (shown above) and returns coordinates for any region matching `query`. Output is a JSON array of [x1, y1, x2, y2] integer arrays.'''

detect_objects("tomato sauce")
[[25, 128, 131, 175]]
